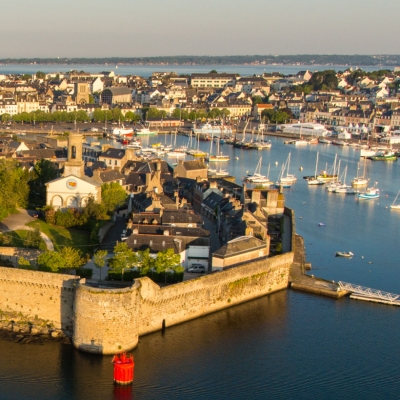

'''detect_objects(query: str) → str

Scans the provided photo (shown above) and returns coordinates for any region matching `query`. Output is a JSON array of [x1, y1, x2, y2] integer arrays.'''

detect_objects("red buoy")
[[112, 352, 134, 385]]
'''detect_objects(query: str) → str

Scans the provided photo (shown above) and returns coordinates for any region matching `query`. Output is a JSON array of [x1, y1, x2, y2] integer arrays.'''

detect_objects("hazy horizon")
[[1, 0, 398, 58]]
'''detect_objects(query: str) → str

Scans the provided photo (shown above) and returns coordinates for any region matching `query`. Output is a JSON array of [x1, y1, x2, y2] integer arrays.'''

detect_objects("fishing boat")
[[318, 223, 326, 226], [336, 251, 354, 257], [370, 150, 397, 161], [390, 190, 400, 210], [318, 138, 332, 144], [135, 124, 158, 136], [112, 125, 134, 137], [357, 187, 380, 199]]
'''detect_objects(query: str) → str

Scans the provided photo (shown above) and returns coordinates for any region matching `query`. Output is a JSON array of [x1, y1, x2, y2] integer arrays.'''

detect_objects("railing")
[[338, 281, 400, 303]]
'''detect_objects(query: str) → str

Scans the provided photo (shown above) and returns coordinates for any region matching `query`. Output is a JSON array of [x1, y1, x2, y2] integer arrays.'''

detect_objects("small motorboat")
[[335, 251, 354, 258], [318, 223, 326, 226]]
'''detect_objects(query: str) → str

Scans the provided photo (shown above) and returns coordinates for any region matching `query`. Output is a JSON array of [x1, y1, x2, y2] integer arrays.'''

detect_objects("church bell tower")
[[64, 133, 84, 177]]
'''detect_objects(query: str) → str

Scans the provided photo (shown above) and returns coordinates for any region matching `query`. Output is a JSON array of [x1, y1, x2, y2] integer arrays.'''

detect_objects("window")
[[115, 160, 117, 166], [71, 145, 76, 159]]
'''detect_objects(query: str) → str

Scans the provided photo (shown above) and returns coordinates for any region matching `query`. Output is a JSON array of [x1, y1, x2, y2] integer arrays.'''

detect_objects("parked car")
[[188, 265, 205, 273]]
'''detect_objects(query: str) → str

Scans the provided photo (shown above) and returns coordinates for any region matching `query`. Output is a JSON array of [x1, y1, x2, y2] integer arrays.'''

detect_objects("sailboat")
[[390, 190, 400, 210], [307, 152, 325, 185], [206, 134, 230, 162], [279, 152, 297, 184], [333, 166, 356, 194], [351, 159, 369, 186], [245, 157, 272, 184]]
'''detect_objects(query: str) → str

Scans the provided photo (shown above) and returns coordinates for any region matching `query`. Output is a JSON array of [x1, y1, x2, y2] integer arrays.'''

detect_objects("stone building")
[[173, 159, 207, 180], [212, 236, 268, 271], [101, 87, 132, 104], [74, 82, 90, 105]]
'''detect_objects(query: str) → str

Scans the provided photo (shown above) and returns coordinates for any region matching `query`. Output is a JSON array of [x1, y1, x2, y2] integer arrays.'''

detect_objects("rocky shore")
[[0, 312, 72, 345]]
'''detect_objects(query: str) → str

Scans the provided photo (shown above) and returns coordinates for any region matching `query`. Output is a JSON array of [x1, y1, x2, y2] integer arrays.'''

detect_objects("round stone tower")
[[73, 281, 141, 355]]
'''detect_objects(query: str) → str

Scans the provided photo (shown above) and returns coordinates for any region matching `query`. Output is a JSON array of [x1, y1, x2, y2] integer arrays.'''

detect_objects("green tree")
[[147, 108, 166, 119], [109, 242, 137, 273], [209, 69, 218, 73], [23, 227, 42, 249], [29, 159, 58, 205], [18, 256, 33, 270], [101, 182, 127, 213], [0, 159, 29, 220], [137, 248, 153, 275], [93, 109, 105, 122], [59, 247, 85, 269], [251, 96, 263, 105], [1, 113, 11, 122], [36, 71, 46, 79], [37, 250, 65, 272], [153, 248, 181, 273], [93, 249, 108, 281], [21, 74, 32, 81]]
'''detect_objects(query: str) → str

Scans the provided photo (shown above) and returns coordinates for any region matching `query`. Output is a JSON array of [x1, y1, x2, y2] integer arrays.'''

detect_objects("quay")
[[289, 235, 400, 306], [289, 234, 350, 299]]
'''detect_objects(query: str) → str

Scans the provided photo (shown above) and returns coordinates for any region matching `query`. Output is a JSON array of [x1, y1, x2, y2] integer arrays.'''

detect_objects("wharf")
[[289, 234, 350, 299]]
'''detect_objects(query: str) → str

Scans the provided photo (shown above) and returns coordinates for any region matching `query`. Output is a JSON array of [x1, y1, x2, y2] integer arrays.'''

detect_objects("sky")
[[0, 0, 398, 58]]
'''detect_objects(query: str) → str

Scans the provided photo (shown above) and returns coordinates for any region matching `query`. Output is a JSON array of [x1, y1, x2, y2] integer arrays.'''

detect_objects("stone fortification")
[[0, 268, 80, 333], [72, 252, 292, 354], [0, 205, 295, 354], [138, 252, 292, 336], [73, 283, 141, 354]]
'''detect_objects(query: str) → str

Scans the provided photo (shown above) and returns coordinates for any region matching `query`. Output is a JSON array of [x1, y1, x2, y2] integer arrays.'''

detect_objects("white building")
[[46, 133, 101, 209]]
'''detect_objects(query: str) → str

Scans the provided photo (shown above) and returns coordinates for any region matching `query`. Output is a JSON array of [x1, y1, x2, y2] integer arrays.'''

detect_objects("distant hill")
[[0, 55, 399, 66]]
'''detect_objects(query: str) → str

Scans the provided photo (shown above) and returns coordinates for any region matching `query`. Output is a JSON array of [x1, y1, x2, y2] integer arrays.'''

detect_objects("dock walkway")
[[289, 234, 350, 298]]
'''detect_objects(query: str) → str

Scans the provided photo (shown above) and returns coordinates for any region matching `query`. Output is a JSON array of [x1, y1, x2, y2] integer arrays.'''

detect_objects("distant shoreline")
[[0, 55, 398, 68]]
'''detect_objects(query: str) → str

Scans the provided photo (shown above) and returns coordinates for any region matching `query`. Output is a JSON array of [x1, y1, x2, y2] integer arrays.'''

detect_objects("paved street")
[[0, 209, 54, 250]]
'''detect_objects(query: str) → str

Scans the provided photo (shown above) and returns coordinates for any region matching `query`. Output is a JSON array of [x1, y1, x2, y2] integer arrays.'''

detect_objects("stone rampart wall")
[[138, 252, 293, 336], [0, 267, 80, 330]]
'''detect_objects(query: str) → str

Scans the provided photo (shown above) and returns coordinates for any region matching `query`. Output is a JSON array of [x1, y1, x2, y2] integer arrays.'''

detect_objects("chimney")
[[164, 230, 170, 236], [209, 181, 217, 189]]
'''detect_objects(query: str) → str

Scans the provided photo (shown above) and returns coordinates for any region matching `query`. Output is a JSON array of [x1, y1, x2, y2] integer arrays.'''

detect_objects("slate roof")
[[103, 86, 131, 96], [203, 191, 224, 209], [162, 210, 202, 225], [180, 160, 207, 170], [19, 148, 67, 159], [100, 148, 126, 159], [213, 236, 266, 257], [96, 169, 125, 184]]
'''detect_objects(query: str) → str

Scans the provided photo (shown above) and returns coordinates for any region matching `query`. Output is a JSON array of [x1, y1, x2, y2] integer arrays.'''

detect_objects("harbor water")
[[1, 134, 400, 399]]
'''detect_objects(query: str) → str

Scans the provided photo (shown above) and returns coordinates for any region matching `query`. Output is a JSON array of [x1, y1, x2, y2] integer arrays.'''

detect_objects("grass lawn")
[[26, 220, 92, 252], [0, 229, 47, 251]]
